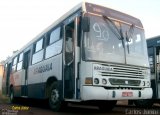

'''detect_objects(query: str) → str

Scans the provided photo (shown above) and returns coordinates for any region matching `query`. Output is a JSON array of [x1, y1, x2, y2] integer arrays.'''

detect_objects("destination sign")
[[85, 3, 143, 28]]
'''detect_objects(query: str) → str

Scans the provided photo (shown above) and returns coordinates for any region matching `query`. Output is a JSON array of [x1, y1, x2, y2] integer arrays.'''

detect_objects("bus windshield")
[[83, 14, 148, 66]]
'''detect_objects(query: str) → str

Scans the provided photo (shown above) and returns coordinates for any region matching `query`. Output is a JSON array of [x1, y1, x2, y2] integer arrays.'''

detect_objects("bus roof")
[[6, 2, 143, 61]]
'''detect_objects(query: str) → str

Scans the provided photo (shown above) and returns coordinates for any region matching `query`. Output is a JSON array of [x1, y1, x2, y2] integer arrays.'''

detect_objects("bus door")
[[63, 17, 79, 99], [155, 46, 160, 99], [22, 50, 30, 96], [149, 46, 160, 99]]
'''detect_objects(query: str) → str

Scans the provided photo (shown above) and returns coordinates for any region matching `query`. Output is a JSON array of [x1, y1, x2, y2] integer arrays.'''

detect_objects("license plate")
[[122, 92, 133, 97]]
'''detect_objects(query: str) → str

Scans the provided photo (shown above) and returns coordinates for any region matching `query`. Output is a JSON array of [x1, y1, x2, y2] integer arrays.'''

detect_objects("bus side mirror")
[[82, 17, 90, 32]]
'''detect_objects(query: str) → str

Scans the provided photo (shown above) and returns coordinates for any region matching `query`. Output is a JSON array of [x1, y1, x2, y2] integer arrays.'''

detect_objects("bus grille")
[[109, 78, 141, 86], [93, 63, 146, 79]]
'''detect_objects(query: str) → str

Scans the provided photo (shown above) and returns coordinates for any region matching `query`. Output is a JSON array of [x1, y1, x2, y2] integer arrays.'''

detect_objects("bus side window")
[[65, 25, 74, 65], [17, 52, 23, 71], [32, 38, 44, 64], [149, 56, 154, 73], [35, 38, 43, 52], [45, 26, 62, 59], [12, 57, 18, 72], [50, 27, 61, 44]]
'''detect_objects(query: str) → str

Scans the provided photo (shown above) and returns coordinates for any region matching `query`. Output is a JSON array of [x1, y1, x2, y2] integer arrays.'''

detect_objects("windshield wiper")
[[126, 24, 135, 53], [126, 24, 135, 41], [103, 15, 124, 40], [103, 15, 127, 63]]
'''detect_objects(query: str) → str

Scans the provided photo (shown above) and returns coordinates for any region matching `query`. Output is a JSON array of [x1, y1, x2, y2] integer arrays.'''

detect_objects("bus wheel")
[[134, 99, 154, 108], [10, 87, 16, 103], [49, 82, 62, 111], [98, 100, 117, 112]]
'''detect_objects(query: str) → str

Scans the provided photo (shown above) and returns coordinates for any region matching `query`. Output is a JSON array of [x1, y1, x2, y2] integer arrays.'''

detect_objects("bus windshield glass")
[[83, 14, 148, 66]]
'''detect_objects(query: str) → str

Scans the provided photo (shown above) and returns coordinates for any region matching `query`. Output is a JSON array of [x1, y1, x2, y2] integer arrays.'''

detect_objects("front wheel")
[[49, 82, 67, 111], [98, 100, 117, 112], [134, 99, 154, 108]]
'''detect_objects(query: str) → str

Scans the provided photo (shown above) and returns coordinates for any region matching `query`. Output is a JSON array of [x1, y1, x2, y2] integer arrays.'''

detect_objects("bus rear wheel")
[[48, 82, 66, 111], [134, 99, 154, 108], [98, 100, 117, 112]]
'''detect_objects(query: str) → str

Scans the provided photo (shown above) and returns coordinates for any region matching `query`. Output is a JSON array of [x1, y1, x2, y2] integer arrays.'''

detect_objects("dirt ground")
[[0, 91, 9, 104], [0, 91, 160, 115], [0, 96, 160, 115]]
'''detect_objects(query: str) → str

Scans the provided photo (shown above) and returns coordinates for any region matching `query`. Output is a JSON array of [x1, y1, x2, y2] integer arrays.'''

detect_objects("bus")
[[146, 35, 160, 105], [0, 64, 4, 91], [2, 2, 152, 111]]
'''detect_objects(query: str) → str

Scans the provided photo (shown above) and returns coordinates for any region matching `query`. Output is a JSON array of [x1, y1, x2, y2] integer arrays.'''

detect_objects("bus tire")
[[48, 82, 64, 111], [134, 99, 154, 108], [10, 87, 16, 103], [98, 100, 117, 112]]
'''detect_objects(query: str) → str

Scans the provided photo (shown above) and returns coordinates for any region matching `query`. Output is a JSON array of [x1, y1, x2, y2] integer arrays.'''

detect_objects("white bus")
[[2, 2, 152, 111]]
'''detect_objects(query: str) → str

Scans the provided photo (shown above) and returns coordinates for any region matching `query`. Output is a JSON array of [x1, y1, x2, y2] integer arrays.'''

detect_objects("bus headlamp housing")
[[94, 78, 99, 84], [102, 79, 107, 85], [141, 80, 150, 87], [142, 81, 145, 86]]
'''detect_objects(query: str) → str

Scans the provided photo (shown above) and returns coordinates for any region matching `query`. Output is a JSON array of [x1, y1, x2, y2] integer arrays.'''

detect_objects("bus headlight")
[[94, 78, 99, 84], [142, 81, 145, 86], [102, 79, 107, 85]]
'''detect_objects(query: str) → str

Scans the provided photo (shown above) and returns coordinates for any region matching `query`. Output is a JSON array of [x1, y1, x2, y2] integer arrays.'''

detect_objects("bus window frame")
[[49, 26, 61, 44], [12, 56, 18, 73], [45, 25, 63, 59], [35, 38, 44, 53], [32, 37, 44, 65], [17, 52, 24, 71]]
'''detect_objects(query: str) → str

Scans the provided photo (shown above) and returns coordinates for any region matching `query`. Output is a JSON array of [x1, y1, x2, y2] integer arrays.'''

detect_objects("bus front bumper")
[[81, 86, 152, 100]]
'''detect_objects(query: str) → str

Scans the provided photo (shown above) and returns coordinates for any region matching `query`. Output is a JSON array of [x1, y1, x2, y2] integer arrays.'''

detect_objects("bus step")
[[64, 99, 81, 102]]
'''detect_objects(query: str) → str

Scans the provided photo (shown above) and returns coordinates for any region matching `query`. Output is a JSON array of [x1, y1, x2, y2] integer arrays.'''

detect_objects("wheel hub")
[[51, 89, 59, 104]]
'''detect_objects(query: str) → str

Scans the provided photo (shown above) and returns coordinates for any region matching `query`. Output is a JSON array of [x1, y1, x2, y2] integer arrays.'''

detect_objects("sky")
[[0, 0, 160, 61]]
